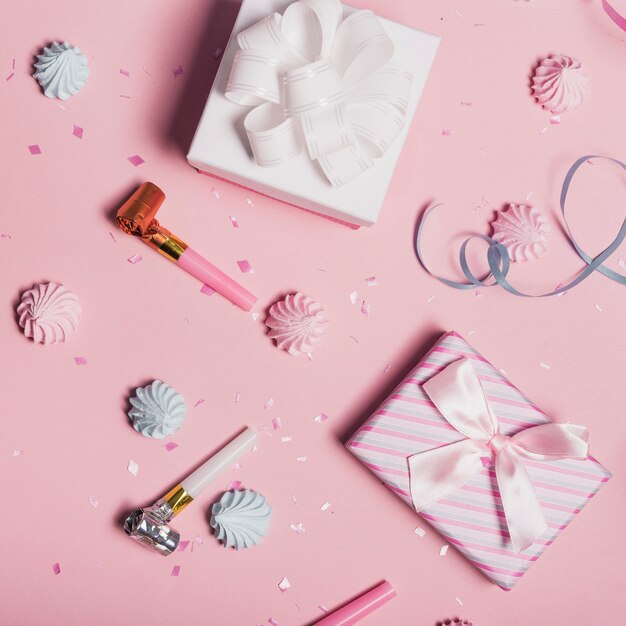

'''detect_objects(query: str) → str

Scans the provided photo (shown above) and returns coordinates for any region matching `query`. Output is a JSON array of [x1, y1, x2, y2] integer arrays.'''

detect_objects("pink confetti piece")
[[292, 495, 298, 506], [272, 417, 282, 430], [52, 563, 61, 576], [314, 413, 329, 424], [320, 502, 332, 511], [177, 540, 190, 552], [127, 154, 145, 167], [319, 605, 329, 614], [127, 254, 143, 264], [237, 259, 254, 274], [74, 356, 87, 365], [120, 69, 130, 76], [278, 577, 291, 592], [210, 186, 220, 199], [200, 283, 215, 296], [213, 48, 223, 59], [88, 496, 99, 508], [365, 276, 378, 287], [164, 441, 179, 452], [268, 618, 279, 626], [550, 115, 561, 125], [193, 399, 205, 408], [6, 72, 15, 81], [108, 232, 117, 242], [296, 456, 307, 462], [540, 362, 551, 370], [480, 456, 493, 468], [349, 291, 359, 304], [229, 215, 239, 228], [360, 300, 371, 317], [227, 480, 242, 490], [414, 527, 426, 537], [235, 392, 240, 403], [595, 303, 604, 312], [264, 397, 274, 409], [426, 294, 436, 303], [539, 126, 548, 135], [171, 565, 181, 576], [172, 65, 184, 77], [440, 544, 449, 556], [384, 363, 392, 373], [28, 144, 42, 155], [73, 124, 84, 139], [475, 290, 482, 298], [13, 449, 23, 457], [127, 460, 139, 476], [441, 128, 453, 136], [460, 101, 472, 106], [456, 597, 464, 606], [290, 522, 306, 534], [281, 436, 292, 443]]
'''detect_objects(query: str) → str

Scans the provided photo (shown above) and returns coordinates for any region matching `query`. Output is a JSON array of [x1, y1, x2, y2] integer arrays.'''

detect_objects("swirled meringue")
[[532, 54, 589, 114], [33, 41, 90, 100], [491, 204, 549, 262], [17, 282, 81, 344], [128, 380, 187, 439], [266, 292, 328, 356], [210, 490, 272, 550]]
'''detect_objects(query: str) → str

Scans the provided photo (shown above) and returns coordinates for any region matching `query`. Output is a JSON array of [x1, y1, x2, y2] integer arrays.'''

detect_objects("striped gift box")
[[346, 331, 611, 590]]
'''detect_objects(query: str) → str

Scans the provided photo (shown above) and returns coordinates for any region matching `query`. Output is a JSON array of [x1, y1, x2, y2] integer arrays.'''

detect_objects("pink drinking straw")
[[313, 581, 396, 626]]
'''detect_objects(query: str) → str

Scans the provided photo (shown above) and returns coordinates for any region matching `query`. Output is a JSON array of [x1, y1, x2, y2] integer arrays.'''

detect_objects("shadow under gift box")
[[346, 331, 611, 590], [187, 0, 440, 227]]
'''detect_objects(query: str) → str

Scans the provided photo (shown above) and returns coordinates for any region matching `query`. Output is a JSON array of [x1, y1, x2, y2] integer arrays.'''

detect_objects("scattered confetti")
[[278, 577, 291, 592], [595, 303, 603, 312], [251, 312, 260, 321], [13, 449, 22, 457], [88, 496, 99, 508], [5, 72, 14, 81], [120, 94, 131, 99], [319, 605, 329, 614], [127, 459, 139, 476], [426, 294, 436, 303], [172, 65, 184, 77], [109, 232, 117, 242], [229, 215, 239, 228], [28, 144, 42, 155], [195, 535, 203, 545], [365, 276, 378, 287], [539, 126, 548, 135], [235, 392, 240, 403], [264, 397, 274, 409], [314, 413, 329, 424], [268, 618, 279, 626], [227, 480, 242, 490], [237, 259, 254, 274], [414, 526, 426, 537], [171, 565, 181, 576], [52, 563, 61, 576], [281, 436, 292, 443], [460, 101, 472, 106], [296, 456, 307, 462], [474, 22, 486, 27], [456, 597, 464, 606], [211, 186, 221, 199], [127, 254, 143, 264], [1, 233, 12, 240], [320, 501, 332, 511], [550, 114, 561, 125], [127, 155, 145, 166], [246, 197, 254, 206], [200, 283, 215, 296], [349, 291, 359, 304], [455, 8, 463, 17], [292, 495, 298, 506], [213, 48, 223, 59], [440, 544, 449, 556], [360, 300, 371, 317], [73, 124, 84, 139], [384, 363, 392, 373], [164, 441, 179, 452], [120, 69, 130, 76], [540, 362, 551, 370], [272, 417, 282, 430], [349, 335, 360, 343], [290, 522, 306, 534], [177, 540, 190, 552], [232, 462, 242, 469], [194, 399, 205, 408], [441, 128, 453, 136], [74, 356, 87, 365]]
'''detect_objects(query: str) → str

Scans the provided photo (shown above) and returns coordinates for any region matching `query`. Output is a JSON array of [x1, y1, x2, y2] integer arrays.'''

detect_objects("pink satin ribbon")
[[408, 359, 589, 553]]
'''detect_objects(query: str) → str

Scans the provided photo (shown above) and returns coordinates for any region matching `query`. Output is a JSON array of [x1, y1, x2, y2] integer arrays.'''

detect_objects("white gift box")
[[187, 0, 440, 226]]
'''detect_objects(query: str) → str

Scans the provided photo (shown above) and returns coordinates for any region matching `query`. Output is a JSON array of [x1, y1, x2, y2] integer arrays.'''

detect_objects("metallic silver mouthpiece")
[[123, 500, 180, 555]]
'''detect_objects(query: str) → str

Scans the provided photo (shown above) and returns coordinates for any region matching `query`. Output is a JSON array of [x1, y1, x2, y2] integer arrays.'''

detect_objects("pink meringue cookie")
[[266, 292, 328, 356], [17, 282, 81, 344], [491, 204, 549, 262], [532, 54, 589, 114]]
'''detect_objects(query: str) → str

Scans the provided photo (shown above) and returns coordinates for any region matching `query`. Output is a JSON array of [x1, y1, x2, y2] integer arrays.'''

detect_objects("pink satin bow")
[[408, 358, 589, 553]]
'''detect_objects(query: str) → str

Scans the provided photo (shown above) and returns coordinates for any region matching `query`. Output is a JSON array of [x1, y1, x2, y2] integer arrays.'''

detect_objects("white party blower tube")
[[181, 427, 257, 499]]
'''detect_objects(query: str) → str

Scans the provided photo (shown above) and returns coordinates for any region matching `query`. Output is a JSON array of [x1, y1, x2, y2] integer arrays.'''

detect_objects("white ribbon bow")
[[225, 0, 413, 187], [408, 359, 589, 553]]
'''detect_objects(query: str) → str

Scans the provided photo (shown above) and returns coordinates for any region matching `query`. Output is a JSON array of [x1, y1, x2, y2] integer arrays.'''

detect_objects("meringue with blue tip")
[[128, 380, 188, 439], [33, 41, 90, 100]]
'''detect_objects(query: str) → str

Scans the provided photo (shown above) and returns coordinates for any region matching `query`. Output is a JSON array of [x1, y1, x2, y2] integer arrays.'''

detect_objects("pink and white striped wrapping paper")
[[346, 331, 611, 590]]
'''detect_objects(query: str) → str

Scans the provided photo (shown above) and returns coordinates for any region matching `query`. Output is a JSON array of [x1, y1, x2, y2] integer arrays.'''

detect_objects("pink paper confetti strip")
[[268, 619, 279, 626], [227, 480, 242, 490], [52, 563, 61, 576], [365, 276, 378, 287], [272, 417, 282, 430], [320, 502, 332, 511], [200, 283, 215, 296], [127, 155, 145, 166], [177, 540, 190, 552], [229, 215, 239, 228], [193, 399, 205, 408], [550, 115, 561, 125], [440, 544, 449, 556], [6, 72, 15, 81], [88, 496, 99, 508], [28, 144, 42, 155], [164, 441, 179, 452], [595, 303, 603, 312], [73, 124, 84, 139], [237, 259, 254, 274], [172, 65, 184, 77], [127, 460, 139, 476], [120, 69, 130, 76], [314, 413, 329, 424], [74, 356, 87, 365], [278, 577, 291, 592], [441, 128, 453, 136], [127, 254, 143, 264], [360, 301, 371, 317], [171, 565, 181, 576], [235, 392, 240, 403], [456, 597, 464, 606]]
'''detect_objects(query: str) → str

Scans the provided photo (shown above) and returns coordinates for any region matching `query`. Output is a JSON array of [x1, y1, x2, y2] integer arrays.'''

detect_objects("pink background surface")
[[1, 1, 625, 625]]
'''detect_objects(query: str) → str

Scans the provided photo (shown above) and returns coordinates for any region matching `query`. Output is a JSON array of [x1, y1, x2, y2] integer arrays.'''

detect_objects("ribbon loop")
[[409, 358, 590, 553], [225, 1, 412, 186]]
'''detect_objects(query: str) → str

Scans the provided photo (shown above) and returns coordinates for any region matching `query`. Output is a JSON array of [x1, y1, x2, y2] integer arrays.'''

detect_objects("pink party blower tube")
[[313, 581, 396, 626], [116, 182, 257, 311]]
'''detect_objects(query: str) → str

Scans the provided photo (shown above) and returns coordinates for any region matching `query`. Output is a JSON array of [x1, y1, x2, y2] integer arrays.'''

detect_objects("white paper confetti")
[[540, 362, 551, 370], [440, 544, 449, 556], [12, 449, 22, 457], [314, 413, 329, 423], [349, 291, 359, 305], [281, 436, 292, 443], [264, 397, 274, 409], [456, 597, 464, 606], [127, 460, 139, 476], [210, 186, 220, 199], [235, 392, 240, 403], [414, 526, 426, 537], [290, 523, 306, 534], [127, 254, 143, 264], [237, 259, 253, 274], [278, 577, 291, 592], [88, 496, 99, 508], [426, 295, 436, 303], [365, 276, 378, 287], [320, 502, 332, 511], [296, 456, 307, 462], [595, 303, 603, 312]]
